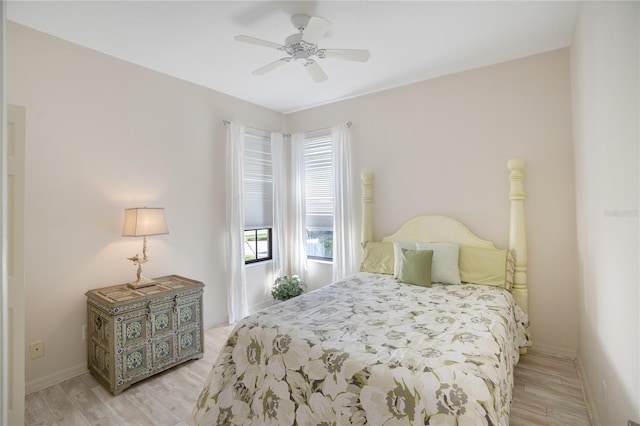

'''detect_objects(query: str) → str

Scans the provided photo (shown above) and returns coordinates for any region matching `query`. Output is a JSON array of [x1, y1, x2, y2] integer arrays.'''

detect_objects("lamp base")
[[127, 277, 158, 289]]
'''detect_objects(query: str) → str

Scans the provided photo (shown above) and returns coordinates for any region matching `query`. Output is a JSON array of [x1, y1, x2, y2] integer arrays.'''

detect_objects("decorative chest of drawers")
[[86, 275, 204, 395]]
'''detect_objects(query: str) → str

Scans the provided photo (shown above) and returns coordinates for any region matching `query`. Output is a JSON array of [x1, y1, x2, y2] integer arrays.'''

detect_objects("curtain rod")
[[223, 120, 289, 137], [294, 122, 352, 136], [223, 120, 352, 138]]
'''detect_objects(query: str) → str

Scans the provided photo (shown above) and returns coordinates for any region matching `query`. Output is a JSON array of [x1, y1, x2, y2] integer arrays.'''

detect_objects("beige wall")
[[286, 49, 579, 352], [571, 2, 639, 424], [7, 23, 284, 391], [10, 19, 583, 393]]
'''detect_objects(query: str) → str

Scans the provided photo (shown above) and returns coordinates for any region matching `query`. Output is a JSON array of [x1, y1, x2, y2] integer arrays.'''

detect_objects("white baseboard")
[[575, 353, 599, 426], [531, 343, 577, 359], [203, 299, 274, 329], [204, 313, 229, 328], [26, 363, 87, 395]]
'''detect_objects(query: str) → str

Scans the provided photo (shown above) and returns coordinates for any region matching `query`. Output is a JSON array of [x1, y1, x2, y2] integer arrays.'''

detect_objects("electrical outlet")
[[82, 325, 87, 340], [29, 341, 44, 359]]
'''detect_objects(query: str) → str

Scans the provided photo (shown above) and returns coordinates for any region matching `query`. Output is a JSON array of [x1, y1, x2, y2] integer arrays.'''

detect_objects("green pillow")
[[398, 248, 433, 287]]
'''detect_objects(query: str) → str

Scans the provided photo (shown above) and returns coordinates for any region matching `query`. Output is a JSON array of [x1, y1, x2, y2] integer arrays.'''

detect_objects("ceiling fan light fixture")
[[294, 51, 308, 62]]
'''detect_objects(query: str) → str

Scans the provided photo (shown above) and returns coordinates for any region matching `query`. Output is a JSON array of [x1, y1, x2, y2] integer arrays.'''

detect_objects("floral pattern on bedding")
[[194, 272, 531, 426]]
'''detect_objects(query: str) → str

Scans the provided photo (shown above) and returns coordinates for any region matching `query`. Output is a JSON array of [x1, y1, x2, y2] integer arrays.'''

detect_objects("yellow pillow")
[[459, 245, 508, 288], [360, 241, 394, 275]]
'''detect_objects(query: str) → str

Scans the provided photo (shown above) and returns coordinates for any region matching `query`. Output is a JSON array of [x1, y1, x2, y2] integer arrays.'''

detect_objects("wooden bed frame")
[[360, 157, 528, 315]]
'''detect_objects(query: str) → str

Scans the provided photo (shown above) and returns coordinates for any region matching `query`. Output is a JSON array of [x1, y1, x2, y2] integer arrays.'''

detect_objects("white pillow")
[[392, 241, 420, 277], [416, 242, 461, 284]]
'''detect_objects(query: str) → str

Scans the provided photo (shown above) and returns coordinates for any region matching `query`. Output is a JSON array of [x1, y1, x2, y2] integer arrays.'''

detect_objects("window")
[[243, 130, 272, 264], [244, 228, 272, 263], [304, 130, 334, 260]]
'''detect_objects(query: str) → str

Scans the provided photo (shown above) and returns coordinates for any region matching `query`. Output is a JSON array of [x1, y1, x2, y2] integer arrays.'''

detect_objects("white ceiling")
[[6, 1, 579, 113]]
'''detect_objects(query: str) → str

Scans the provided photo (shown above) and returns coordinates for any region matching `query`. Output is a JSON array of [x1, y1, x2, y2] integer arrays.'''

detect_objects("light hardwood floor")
[[26, 325, 590, 425], [510, 348, 591, 425]]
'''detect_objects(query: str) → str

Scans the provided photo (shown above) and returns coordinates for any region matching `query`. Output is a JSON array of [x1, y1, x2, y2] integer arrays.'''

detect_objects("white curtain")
[[290, 132, 307, 283], [226, 122, 248, 324], [332, 124, 356, 281], [271, 132, 287, 279]]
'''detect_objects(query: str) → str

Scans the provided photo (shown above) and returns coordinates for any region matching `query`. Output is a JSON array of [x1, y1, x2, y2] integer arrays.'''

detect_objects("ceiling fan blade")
[[252, 58, 290, 75], [319, 48, 371, 62], [302, 16, 331, 44], [305, 60, 328, 83], [234, 35, 283, 50]]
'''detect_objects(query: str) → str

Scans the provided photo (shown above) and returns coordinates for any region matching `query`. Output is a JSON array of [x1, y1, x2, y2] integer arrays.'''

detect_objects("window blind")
[[304, 131, 334, 229], [243, 130, 272, 228]]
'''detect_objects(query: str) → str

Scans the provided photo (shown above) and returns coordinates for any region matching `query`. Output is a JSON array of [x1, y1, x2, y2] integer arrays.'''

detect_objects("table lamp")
[[122, 207, 169, 289]]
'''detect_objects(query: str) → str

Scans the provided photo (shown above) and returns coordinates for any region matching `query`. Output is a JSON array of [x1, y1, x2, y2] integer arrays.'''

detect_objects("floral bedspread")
[[194, 273, 531, 425]]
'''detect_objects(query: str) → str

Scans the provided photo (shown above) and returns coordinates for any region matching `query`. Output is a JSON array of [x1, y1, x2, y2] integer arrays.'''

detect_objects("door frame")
[[1, 6, 27, 418], [1, 2, 9, 423], [6, 104, 25, 425]]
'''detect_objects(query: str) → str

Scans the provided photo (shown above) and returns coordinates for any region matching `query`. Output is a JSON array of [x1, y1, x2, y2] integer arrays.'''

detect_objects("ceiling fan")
[[234, 14, 371, 83]]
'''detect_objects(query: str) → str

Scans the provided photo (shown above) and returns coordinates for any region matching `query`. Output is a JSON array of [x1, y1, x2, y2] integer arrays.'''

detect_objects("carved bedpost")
[[361, 172, 373, 243], [507, 158, 528, 315]]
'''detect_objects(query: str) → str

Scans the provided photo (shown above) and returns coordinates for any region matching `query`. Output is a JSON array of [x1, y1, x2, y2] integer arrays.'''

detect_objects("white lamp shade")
[[122, 208, 169, 237]]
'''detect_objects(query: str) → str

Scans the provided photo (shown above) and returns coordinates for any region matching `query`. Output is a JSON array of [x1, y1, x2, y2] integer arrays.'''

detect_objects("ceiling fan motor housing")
[[284, 33, 303, 46], [282, 33, 318, 61]]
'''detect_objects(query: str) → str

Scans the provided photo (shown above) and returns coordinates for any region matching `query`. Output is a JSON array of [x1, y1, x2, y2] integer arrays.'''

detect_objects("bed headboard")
[[360, 158, 528, 314], [381, 215, 497, 249]]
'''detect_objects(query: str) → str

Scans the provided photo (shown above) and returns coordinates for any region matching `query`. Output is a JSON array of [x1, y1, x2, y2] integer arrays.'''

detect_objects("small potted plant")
[[271, 275, 306, 301]]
